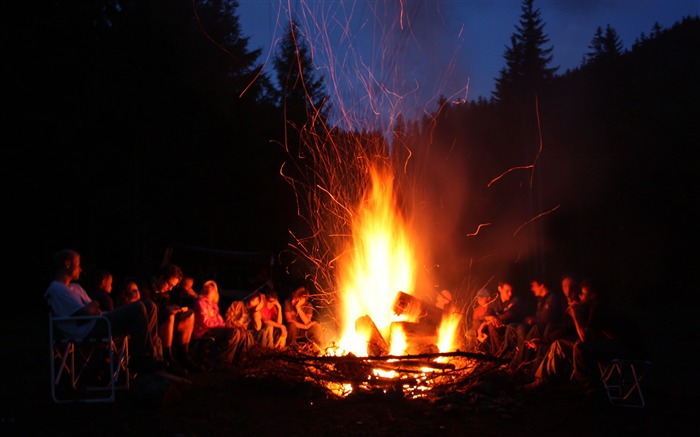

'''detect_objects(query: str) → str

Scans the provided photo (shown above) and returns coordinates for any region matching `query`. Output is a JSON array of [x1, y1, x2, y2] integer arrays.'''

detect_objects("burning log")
[[355, 315, 390, 356], [247, 347, 508, 401], [389, 291, 450, 354], [283, 350, 506, 365], [392, 291, 444, 334], [372, 359, 456, 374]]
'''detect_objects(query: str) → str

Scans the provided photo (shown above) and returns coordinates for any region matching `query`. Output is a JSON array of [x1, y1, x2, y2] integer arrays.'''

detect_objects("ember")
[[246, 347, 506, 400]]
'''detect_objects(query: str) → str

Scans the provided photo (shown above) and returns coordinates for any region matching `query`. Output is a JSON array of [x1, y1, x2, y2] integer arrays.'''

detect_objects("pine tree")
[[585, 24, 624, 64], [272, 19, 331, 199], [491, 0, 558, 277], [492, 0, 558, 105], [273, 20, 330, 129]]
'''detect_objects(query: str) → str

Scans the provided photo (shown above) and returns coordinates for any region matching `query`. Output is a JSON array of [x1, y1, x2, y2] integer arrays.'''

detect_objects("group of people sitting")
[[45, 248, 323, 380], [466, 275, 647, 395]]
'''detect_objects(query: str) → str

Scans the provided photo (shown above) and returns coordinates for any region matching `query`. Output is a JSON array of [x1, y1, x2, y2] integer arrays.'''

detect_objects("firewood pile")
[[241, 345, 509, 402]]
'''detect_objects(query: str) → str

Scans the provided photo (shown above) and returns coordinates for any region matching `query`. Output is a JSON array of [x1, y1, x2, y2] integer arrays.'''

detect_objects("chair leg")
[[51, 338, 131, 403], [599, 359, 651, 408]]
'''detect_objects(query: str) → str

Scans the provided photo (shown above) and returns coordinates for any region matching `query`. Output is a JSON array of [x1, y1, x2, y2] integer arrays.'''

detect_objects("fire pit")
[[243, 345, 506, 400]]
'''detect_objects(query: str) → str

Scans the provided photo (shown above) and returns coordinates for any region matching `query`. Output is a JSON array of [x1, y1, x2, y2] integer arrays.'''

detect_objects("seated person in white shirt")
[[44, 248, 165, 374]]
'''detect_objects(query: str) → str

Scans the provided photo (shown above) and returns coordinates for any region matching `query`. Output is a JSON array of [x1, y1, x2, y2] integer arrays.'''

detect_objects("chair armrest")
[[50, 314, 114, 342]]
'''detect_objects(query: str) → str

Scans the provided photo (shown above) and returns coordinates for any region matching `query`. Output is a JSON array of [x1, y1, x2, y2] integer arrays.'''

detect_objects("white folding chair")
[[598, 358, 652, 408], [49, 313, 130, 403]]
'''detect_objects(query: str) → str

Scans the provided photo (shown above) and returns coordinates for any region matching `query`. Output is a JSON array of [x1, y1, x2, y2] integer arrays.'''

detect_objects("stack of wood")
[[353, 291, 447, 356]]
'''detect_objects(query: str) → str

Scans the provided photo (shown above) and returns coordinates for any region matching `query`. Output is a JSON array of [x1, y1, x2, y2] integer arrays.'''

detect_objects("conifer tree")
[[585, 24, 624, 64], [273, 20, 330, 129], [272, 19, 331, 206], [491, 0, 558, 277], [493, 0, 558, 105]]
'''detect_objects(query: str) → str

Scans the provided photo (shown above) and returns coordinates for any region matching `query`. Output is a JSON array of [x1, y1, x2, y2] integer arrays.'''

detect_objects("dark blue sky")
[[238, 1, 699, 131]]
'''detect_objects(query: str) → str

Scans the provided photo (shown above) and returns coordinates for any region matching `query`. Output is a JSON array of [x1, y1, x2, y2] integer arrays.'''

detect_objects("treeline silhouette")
[[8, 1, 698, 313]]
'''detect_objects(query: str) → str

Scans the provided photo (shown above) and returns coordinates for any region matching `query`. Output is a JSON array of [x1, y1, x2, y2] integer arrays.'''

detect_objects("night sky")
[[238, 0, 699, 129]]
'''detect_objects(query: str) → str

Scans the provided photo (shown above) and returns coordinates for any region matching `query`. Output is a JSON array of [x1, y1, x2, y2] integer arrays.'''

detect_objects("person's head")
[[265, 288, 279, 309], [120, 277, 141, 304], [579, 279, 604, 305], [476, 288, 491, 307], [436, 289, 453, 309], [51, 248, 82, 282], [530, 278, 548, 297], [94, 269, 113, 294], [200, 280, 220, 305], [154, 263, 183, 293], [497, 281, 513, 302], [245, 290, 264, 310], [561, 274, 581, 303], [291, 286, 310, 304], [180, 276, 195, 292]]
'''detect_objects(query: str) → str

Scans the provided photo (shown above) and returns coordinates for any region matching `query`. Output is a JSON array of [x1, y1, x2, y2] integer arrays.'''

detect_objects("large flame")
[[336, 166, 416, 356]]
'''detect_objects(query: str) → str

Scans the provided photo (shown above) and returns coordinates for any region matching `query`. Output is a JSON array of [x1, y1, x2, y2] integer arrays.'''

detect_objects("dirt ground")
[[2, 317, 699, 436]]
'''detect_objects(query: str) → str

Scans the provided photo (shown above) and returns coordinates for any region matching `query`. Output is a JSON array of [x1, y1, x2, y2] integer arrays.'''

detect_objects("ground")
[[2, 317, 699, 436]]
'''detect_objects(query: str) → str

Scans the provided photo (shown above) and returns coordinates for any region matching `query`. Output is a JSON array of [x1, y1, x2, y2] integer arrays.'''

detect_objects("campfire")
[[264, 2, 506, 399], [259, 166, 503, 399]]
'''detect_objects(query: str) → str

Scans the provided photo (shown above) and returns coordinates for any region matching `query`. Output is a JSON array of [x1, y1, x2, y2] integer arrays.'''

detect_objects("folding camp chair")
[[49, 313, 130, 403], [598, 358, 652, 408]]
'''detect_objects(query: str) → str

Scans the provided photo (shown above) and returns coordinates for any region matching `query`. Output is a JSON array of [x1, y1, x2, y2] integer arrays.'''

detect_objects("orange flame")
[[436, 312, 462, 353], [336, 165, 416, 356]]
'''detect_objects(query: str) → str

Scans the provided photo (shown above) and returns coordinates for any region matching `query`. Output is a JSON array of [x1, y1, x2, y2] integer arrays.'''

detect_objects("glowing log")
[[355, 315, 390, 357], [392, 291, 443, 330], [372, 359, 456, 373]]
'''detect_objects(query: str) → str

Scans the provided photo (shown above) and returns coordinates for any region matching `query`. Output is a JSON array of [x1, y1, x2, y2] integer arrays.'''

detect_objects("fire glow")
[[335, 166, 414, 356], [265, 2, 482, 397], [331, 166, 461, 358]]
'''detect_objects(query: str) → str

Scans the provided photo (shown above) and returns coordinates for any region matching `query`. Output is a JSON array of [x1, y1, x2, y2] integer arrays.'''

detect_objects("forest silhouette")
[[8, 1, 699, 317]]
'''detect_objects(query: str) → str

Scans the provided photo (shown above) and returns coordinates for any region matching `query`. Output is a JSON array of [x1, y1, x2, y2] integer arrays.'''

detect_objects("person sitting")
[[511, 277, 566, 370], [223, 291, 262, 351], [525, 278, 646, 393], [435, 289, 455, 316], [116, 277, 163, 360], [541, 274, 582, 344], [116, 276, 142, 307], [192, 280, 250, 368], [483, 280, 525, 357], [570, 279, 647, 396], [141, 264, 198, 374], [283, 286, 322, 350], [469, 288, 494, 352], [171, 275, 198, 308], [260, 287, 287, 349], [561, 274, 582, 306], [44, 248, 166, 375], [87, 268, 115, 312]]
